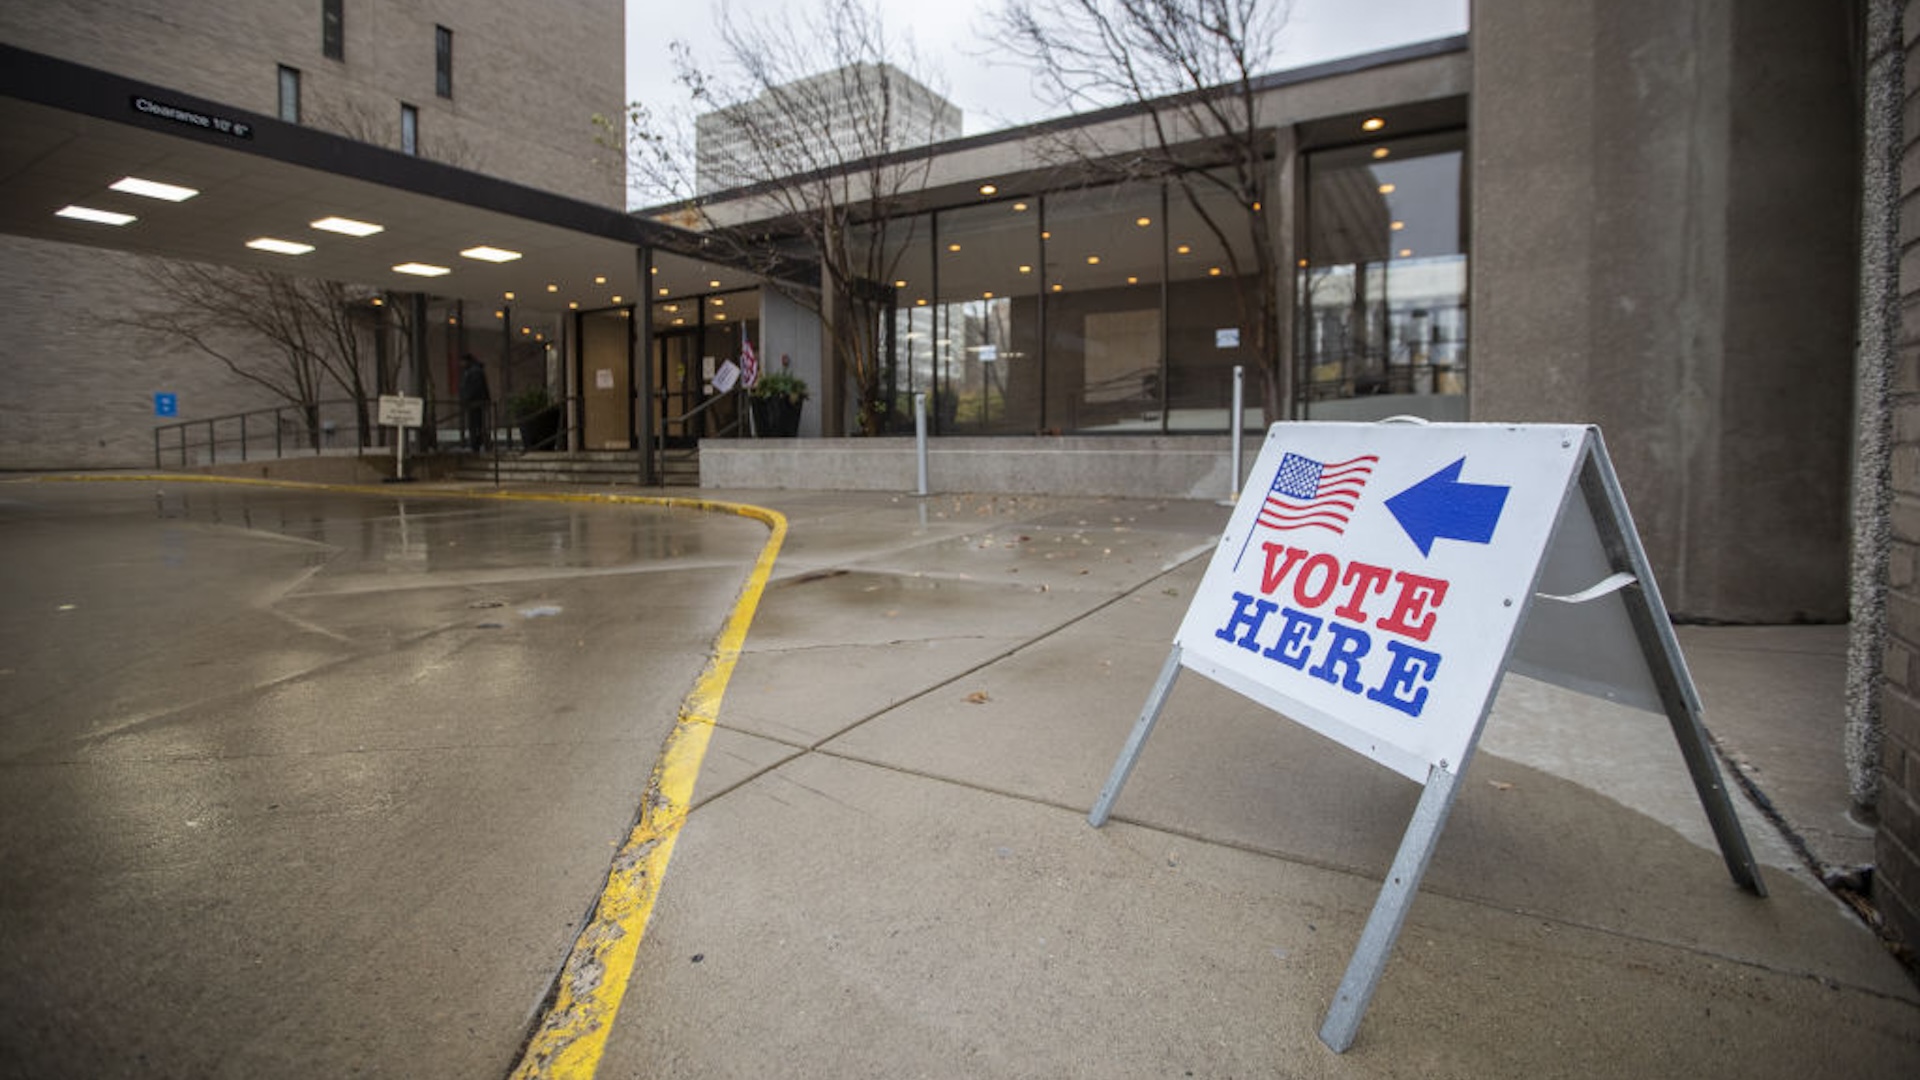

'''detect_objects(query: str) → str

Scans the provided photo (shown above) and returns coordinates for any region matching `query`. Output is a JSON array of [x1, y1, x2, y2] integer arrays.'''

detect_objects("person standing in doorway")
[[459, 354, 491, 451]]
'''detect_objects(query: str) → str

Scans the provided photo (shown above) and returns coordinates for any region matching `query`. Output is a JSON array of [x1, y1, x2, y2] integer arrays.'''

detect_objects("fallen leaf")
[[965, 690, 991, 704], [1488, 780, 1514, 792]]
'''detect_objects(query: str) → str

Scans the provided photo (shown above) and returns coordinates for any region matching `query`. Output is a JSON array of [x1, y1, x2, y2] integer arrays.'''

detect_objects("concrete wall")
[[759, 287, 824, 438], [0, 0, 625, 206], [1470, 0, 1858, 622], [701, 436, 1254, 501]]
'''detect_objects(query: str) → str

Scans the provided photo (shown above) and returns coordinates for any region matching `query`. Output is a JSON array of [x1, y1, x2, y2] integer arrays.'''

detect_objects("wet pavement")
[[1, 476, 1916, 1078], [0, 479, 765, 1077]]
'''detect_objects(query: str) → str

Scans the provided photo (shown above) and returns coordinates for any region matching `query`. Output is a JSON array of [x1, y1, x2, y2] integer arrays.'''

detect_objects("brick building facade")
[[1882, 0, 1920, 958], [0, 1, 624, 469]]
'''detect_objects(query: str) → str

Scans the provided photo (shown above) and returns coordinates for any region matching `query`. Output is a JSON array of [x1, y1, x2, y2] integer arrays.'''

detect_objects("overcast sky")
[[625, 0, 1468, 135]]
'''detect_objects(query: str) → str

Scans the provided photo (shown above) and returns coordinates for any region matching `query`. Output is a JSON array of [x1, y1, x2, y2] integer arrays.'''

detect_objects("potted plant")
[[749, 365, 809, 437], [509, 384, 561, 451]]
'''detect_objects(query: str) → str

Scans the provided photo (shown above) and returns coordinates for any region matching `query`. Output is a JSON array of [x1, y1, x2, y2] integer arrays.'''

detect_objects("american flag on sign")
[[1257, 452, 1379, 534]]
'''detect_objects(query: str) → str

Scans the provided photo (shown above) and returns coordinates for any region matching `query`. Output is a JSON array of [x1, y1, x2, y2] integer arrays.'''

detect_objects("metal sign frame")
[[1088, 424, 1764, 1053]]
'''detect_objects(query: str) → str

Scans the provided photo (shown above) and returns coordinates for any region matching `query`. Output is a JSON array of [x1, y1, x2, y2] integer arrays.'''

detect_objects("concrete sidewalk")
[[597, 487, 1915, 1078]]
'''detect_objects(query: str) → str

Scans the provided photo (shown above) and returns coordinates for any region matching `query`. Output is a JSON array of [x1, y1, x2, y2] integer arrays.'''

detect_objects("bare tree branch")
[[622, 0, 950, 435], [988, 0, 1292, 420]]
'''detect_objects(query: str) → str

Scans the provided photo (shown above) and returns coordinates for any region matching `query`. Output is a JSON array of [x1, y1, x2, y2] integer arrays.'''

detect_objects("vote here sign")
[[1176, 423, 1588, 782]]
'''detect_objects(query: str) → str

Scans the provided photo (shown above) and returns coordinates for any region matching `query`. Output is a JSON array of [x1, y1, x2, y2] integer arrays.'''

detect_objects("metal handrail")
[[152, 392, 582, 471], [153, 397, 377, 468]]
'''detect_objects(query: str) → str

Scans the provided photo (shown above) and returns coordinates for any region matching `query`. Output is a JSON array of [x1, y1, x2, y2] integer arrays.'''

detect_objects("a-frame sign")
[[1088, 421, 1765, 1052]]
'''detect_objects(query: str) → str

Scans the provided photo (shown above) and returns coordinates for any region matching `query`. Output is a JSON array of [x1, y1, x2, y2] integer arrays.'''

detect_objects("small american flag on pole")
[[1258, 452, 1379, 535], [740, 334, 759, 389]]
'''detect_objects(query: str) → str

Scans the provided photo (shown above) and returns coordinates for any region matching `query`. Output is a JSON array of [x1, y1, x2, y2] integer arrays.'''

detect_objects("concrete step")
[[451, 450, 698, 486]]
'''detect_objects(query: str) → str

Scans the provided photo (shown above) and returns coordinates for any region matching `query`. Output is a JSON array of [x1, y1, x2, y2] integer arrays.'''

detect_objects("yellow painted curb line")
[[18, 474, 785, 1080]]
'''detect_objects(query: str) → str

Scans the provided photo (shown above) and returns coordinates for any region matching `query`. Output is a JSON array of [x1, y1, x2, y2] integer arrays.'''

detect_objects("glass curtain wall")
[[1042, 183, 1165, 432], [1297, 131, 1467, 420], [1164, 172, 1259, 430], [878, 166, 1313, 434], [932, 200, 1038, 434]]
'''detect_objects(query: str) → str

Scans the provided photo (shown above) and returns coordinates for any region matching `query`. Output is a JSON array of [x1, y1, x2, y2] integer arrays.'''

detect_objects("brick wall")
[[1883, 0, 1920, 952], [0, 236, 283, 470]]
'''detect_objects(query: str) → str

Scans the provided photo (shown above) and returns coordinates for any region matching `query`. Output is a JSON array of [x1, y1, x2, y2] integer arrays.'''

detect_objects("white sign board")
[[1175, 422, 1585, 782], [1095, 420, 1765, 1053], [377, 394, 424, 427], [712, 359, 741, 393]]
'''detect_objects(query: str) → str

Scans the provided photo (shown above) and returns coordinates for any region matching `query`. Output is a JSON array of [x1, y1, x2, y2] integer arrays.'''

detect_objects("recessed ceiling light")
[[716, 313, 727, 321], [1051, 284, 1063, 293], [1127, 276, 1138, 285], [503, 291, 515, 300], [1176, 244, 1191, 255], [1086, 255, 1100, 265], [916, 298, 927, 306], [980, 184, 998, 195], [1391, 220, 1406, 231], [1013, 202, 1029, 212], [983, 291, 994, 299], [547, 283, 559, 292], [948, 243, 961, 253], [247, 237, 314, 255], [657, 287, 669, 296], [111, 176, 198, 201], [1399, 248, 1413, 258], [708, 279, 721, 288], [611, 295, 623, 303], [595, 275, 607, 284], [712, 297, 725, 306], [1378, 183, 1396, 194], [311, 215, 383, 236], [569, 302, 579, 310], [56, 205, 135, 226], [1208, 267, 1222, 276], [394, 262, 451, 277], [893, 279, 907, 288], [1136, 217, 1151, 227], [460, 245, 522, 263], [1372, 147, 1391, 160], [1018, 264, 1032, 274], [1362, 116, 1386, 131]]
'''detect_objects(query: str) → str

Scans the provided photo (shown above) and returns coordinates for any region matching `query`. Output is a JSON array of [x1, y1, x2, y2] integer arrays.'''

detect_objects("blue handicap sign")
[[154, 393, 178, 418]]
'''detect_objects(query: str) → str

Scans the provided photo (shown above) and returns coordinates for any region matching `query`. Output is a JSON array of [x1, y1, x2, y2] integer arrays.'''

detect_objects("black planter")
[[752, 396, 804, 437], [517, 406, 562, 451]]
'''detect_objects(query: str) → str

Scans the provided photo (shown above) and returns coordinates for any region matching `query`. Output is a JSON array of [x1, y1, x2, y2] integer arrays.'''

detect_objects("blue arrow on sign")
[[1385, 457, 1510, 556]]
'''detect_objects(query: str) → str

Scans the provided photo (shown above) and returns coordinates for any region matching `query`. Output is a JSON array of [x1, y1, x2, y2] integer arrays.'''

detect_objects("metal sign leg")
[[1319, 764, 1463, 1053], [1089, 646, 1183, 827], [1579, 440, 1766, 896]]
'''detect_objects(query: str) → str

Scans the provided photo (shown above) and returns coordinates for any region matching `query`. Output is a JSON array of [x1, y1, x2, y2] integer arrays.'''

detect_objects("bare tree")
[[988, 0, 1291, 420], [123, 261, 380, 448], [618, 0, 948, 435]]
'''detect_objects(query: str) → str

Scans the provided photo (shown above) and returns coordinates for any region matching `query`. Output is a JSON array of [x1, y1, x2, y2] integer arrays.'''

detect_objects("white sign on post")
[[1090, 421, 1764, 1054], [377, 394, 424, 483], [377, 394, 424, 428]]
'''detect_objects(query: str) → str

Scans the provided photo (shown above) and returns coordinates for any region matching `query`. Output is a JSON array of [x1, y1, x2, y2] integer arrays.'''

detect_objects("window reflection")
[[1043, 184, 1164, 432], [1298, 131, 1467, 420]]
